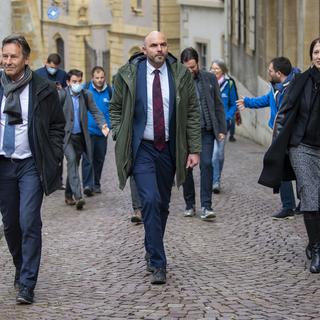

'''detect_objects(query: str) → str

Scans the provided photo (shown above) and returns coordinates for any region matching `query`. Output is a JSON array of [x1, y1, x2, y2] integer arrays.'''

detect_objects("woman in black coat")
[[259, 37, 320, 273]]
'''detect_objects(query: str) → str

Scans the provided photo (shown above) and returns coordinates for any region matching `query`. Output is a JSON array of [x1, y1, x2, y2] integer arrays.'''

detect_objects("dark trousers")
[[183, 130, 214, 210], [130, 175, 142, 210], [0, 157, 43, 289], [280, 180, 296, 210], [65, 134, 86, 199], [82, 135, 108, 190], [133, 141, 175, 268]]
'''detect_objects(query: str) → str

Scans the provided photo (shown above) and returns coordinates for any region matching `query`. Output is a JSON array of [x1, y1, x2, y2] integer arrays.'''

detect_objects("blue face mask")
[[46, 66, 58, 75], [70, 83, 83, 94]]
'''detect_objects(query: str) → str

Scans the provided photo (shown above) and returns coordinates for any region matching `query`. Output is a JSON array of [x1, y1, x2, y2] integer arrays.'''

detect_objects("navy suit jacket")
[[132, 60, 176, 163]]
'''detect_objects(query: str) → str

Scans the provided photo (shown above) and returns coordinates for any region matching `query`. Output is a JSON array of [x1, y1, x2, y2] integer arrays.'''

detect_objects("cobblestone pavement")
[[1, 136, 320, 320]]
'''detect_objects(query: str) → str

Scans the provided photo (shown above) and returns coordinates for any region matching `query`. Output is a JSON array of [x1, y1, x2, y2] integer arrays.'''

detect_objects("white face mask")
[[70, 83, 83, 94], [46, 66, 58, 75]]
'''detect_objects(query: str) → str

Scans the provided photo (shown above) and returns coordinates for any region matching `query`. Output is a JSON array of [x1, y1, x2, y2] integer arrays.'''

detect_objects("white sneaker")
[[200, 207, 216, 220], [184, 207, 196, 217]]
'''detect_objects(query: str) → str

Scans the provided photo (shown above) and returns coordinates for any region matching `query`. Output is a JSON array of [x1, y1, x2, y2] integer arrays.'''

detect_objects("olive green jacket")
[[110, 53, 201, 189]]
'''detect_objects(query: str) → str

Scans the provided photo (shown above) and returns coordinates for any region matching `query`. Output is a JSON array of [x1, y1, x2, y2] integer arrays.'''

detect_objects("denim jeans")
[[183, 130, 214, 209], [212, 138, 226, 184], [280, 180, 296, 210]]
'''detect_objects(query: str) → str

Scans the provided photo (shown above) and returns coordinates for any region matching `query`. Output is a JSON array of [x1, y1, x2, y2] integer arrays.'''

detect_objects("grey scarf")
[[0, 65, 32, 124]]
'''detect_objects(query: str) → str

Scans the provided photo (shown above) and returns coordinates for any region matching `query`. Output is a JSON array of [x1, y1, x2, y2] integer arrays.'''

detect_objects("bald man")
[[110, 31, 201, 284]]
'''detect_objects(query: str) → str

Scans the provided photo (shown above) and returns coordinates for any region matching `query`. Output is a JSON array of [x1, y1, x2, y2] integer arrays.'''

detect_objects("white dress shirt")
[[143, 60, 170, 141], [0, 84, 32, 159]]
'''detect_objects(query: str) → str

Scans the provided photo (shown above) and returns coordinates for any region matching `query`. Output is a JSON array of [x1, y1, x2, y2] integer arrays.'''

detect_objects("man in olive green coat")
[[110, 31, 201, 284]]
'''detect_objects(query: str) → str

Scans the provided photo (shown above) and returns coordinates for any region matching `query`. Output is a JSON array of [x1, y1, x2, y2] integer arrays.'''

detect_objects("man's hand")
[[101, 124, 110, 137], [218, 133, 225, 141], [186, 153, 200, 168], [236, 95, 246, 111]]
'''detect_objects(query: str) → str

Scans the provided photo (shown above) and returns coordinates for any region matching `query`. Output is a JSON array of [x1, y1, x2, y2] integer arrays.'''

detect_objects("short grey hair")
[[210, 59, 228, 74]]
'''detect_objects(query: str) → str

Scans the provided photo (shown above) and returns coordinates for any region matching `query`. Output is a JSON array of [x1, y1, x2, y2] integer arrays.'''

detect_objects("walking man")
[[237, 57, 300, 220], [181, 47, 227, 220], [62, 69, 109, 210], [0, 34, 65, 304], [110, 31, 201, 284], [81, 66, 112, 195], [35, 53, 67, 89]]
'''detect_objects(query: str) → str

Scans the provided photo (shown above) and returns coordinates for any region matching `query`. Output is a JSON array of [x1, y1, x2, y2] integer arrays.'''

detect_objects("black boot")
[[304, 212, 320, 273], [310, 243, 320, 273]]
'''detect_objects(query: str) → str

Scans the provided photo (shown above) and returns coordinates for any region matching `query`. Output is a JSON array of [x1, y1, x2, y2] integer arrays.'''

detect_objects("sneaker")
[[65, 197, 76, 206], [200, 207, 216, 220], [131, 209, 143, 224], [212, 182, 220, 194], [16, 286, 34, 304], [75, 198, 85, 210], [93, 186, 102, 193], [184, 207, 196, 217], [272, 209, 295, 220], [83, 186, 94, 197], [229, 136, 236, 142]]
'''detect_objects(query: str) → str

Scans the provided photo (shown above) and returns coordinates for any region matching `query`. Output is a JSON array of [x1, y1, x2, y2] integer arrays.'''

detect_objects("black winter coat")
[[258, 68, 312, 189], [0, 72, 66, 195]]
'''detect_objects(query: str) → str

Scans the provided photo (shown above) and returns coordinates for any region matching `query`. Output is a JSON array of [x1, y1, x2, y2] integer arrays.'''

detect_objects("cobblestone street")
[[1, 136, 319, 320]]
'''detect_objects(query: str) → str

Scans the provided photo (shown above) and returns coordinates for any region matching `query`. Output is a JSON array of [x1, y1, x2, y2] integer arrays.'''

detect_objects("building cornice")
[[177, 0, 224, 9]]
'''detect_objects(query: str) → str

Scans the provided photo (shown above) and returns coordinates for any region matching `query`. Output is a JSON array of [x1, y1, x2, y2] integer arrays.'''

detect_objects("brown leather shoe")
[[65, 197, 76, 206]]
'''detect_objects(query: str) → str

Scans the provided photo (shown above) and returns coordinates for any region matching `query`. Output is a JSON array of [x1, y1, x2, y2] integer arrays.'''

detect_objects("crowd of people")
[[1, 31, 320, 305]]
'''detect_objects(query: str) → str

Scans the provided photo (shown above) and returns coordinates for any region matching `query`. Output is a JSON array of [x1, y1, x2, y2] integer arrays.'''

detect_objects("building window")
[[56, 37, 65, 69], [196, 42, 208, 70], [131, 0, 143, 14]]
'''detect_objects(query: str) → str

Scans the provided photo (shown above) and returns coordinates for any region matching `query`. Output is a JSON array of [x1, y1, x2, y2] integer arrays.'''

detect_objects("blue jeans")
[[183, 130, 214, 209], [280, 180, 296, 210], [82, 135, 108, 191], [212, 138, 226, 184], [0, 157, 43, 289]]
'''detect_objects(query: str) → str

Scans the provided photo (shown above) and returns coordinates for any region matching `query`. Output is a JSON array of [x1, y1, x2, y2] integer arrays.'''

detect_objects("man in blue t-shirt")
[[82, 66, 112, 195]]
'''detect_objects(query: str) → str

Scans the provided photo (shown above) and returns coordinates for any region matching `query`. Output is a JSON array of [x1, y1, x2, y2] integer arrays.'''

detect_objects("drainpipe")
[[157, 0, 160, 31]]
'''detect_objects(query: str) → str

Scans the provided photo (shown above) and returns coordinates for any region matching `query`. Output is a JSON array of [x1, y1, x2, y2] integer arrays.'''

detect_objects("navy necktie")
[[153, 69, 165, 151], [3, 115, 15, 157]]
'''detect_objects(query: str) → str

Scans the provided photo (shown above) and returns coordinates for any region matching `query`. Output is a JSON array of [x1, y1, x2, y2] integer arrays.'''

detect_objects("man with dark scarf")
[[0, 34, 65, 304]]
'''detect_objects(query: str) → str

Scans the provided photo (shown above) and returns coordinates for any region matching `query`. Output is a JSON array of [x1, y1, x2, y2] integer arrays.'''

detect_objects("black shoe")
[[83, 187, 94, 197], [272, 209, 295, 220], [310, 243, 320, 273], [16, 286, 34, 304], [229, 136, 236, 142], [151, 268, 166, 284], [93, 186, 101, 193], [75, 198, 85, 210]]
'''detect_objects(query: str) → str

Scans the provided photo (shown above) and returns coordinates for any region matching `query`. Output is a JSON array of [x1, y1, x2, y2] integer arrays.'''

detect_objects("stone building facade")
[[177, 0, 225, 70], [225, 0, 320, 146], [109, 0, 180, 77]]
